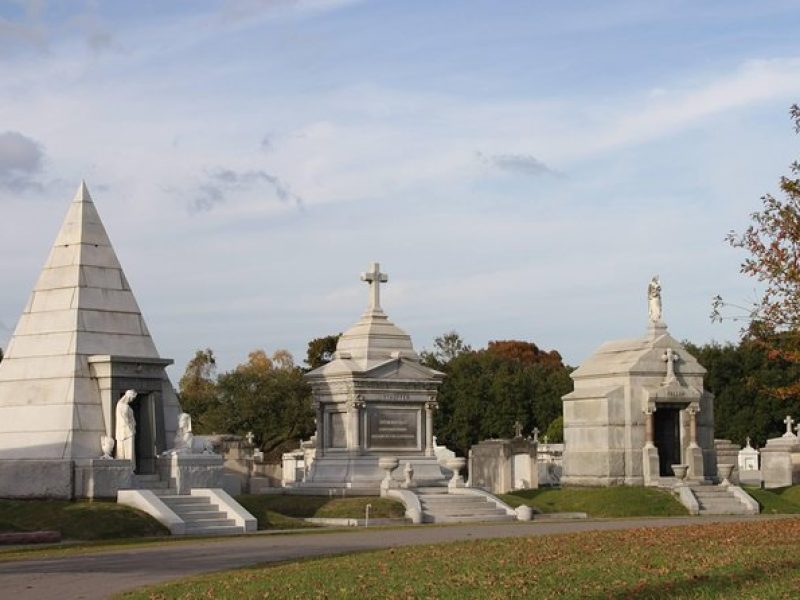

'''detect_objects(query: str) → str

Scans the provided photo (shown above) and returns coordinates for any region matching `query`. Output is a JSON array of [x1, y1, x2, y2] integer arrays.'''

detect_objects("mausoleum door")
[[654, 406, 681, 477], [132, 393, 157, 474]]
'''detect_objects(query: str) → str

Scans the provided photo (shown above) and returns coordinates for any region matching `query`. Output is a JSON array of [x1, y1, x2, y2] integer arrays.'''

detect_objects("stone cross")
[[745, 436, 751, 448], [513, 421, 523, 438], [532, 427, 540, 443], [360, 262, 388, 314], [662, 348, 679, 384], [783, 415, 796, 437], [245, 431, 255, 445]]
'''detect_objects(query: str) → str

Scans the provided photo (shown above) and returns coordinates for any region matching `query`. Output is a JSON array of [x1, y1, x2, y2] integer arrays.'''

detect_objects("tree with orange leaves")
[[716, 104, 800, 399]]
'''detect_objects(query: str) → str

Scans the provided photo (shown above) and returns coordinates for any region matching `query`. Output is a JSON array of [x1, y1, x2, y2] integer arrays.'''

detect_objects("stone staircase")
[[689, 484, 755, 515], [156, 494, 244, 535], [416, 488, 516, 523], [119, 474, 256, 536]]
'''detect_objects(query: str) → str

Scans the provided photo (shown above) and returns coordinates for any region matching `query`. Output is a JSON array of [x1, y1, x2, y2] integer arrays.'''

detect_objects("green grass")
[[499, 486, 688, 517], [0, 499, 168, 540], [236, 495, 405, 529], [745, 485, 800, 514], [118, 518, 800, 599]]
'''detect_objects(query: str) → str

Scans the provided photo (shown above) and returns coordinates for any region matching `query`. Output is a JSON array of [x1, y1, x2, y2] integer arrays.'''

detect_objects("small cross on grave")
[[360, 262, 388, 314], [245, 431, 255, 445], [662, 348, 679, 384], [783, 415, 796, 438], [745, 436, 751, 448], [513, 421, 523, 438], [532, 427, 540, 443]]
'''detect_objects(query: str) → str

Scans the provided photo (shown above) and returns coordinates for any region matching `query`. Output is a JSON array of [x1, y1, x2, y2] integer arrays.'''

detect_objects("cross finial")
[[783, 415, 796, 438], [360, 262, 388, 315], [532, 427, 540, 443]]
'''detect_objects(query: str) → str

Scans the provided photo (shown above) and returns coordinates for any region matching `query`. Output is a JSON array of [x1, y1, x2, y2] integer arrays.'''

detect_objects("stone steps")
[[418, 493, 515, 524], [688, 485, 752, 515], [159, 495, 244, 535]]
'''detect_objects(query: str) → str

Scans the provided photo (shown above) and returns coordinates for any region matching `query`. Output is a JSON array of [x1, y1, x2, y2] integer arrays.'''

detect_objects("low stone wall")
[[74, 459, 133, 499], [0, 459, 73, 499]]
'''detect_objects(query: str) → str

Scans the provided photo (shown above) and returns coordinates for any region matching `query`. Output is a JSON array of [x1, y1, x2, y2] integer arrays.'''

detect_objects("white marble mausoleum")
[[297, 262, 448, 492], [561, 278, 717, 486]]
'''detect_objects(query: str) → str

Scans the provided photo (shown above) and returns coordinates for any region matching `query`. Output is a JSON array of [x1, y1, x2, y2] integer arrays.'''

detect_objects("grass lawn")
[[745, 485, 800, 514], [0, 499, 168, 540], [236, 495, 405, 529], [119, 518, 800, 599], [499, 486, 688, 517]]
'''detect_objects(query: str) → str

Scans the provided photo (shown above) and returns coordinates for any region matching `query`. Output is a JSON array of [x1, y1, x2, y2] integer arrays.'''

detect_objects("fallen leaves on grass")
[[128, 519, 800, 599]]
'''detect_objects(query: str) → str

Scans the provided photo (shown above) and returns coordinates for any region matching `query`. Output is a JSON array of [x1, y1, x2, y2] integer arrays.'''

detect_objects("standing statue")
[[115, 389, 137, 470], [648, 275, 662, 323]]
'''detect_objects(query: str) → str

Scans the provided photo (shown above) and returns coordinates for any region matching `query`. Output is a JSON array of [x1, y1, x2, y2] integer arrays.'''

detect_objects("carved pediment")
[[361, 358, 444, 381]]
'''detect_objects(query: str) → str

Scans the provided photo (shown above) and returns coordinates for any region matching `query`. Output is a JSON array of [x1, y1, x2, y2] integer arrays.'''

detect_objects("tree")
[[420, 330, 472, 370], [545, 415, 563, 443], [684, 340, 800, 446], [432, 339, 573, 456], [305, 333, 341, 370], [486, 340, 563, 367], [177, 348, 315, 460], [215, 350, 314, 458], [178, 348, 218, 432], [717, 104, 800, 398]]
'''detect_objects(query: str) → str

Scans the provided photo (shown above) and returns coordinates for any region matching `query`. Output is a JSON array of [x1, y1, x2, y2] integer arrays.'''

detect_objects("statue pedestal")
[[158, 454, 224, 494], [642, 444, 660, 486], [686, 444, 705, 481]]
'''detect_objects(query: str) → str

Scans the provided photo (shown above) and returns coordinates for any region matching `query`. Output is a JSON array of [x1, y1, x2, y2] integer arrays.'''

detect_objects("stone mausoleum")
[[0, 183, 183, 498], [562, 277, 717, 486], [297, 263, 448, 492]]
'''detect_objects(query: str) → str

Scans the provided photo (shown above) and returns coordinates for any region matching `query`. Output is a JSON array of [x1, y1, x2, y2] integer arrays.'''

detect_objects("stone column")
[[425, 399, 438, 457], [687, 406, 699, 448], [644, 408, 655, 447], [315, 402, 325, 457], [642, 407, 659, 486], [348, 395, 365, 454], [685, 404, 705, 480]]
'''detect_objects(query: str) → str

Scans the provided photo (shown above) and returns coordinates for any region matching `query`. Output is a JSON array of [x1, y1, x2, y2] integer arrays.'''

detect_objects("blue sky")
[[1, 0, 799, 374]]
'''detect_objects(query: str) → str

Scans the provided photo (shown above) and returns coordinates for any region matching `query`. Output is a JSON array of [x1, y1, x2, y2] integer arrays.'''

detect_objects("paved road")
[[0, 515, 780, 600]]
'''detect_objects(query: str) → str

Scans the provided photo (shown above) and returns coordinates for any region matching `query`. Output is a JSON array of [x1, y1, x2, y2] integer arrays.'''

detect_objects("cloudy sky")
[[1, 0, 799, 375]]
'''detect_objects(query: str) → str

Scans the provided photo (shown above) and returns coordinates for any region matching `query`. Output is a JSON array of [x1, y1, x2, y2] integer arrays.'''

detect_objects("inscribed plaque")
[[367, 408, 418, 449]]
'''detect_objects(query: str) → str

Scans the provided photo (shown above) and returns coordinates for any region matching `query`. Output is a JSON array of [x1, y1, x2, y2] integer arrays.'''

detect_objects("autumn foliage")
[[722, 104, 800, 399]]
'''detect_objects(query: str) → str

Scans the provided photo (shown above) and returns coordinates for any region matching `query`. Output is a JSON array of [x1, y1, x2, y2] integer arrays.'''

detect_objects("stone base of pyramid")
[[0, 454, 227, 499], [0, 459, 75, 499]]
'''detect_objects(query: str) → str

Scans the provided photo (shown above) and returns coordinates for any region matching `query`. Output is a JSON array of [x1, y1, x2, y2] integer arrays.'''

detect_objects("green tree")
[[545, 415, 563, 443], [420, 330, 472, 370], [716, 104, 800, 399], [432, 340, 573, 456], [214, 350, 314, 458], [178, 348, 315, 459], [305, 333, 341, 370], [684, 340, 800, 446], [178, 348, 218, 432]]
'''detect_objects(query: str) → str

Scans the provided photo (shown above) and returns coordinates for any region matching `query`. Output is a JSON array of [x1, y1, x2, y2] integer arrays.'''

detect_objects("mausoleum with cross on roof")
[[296, 262, 449, 492]]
